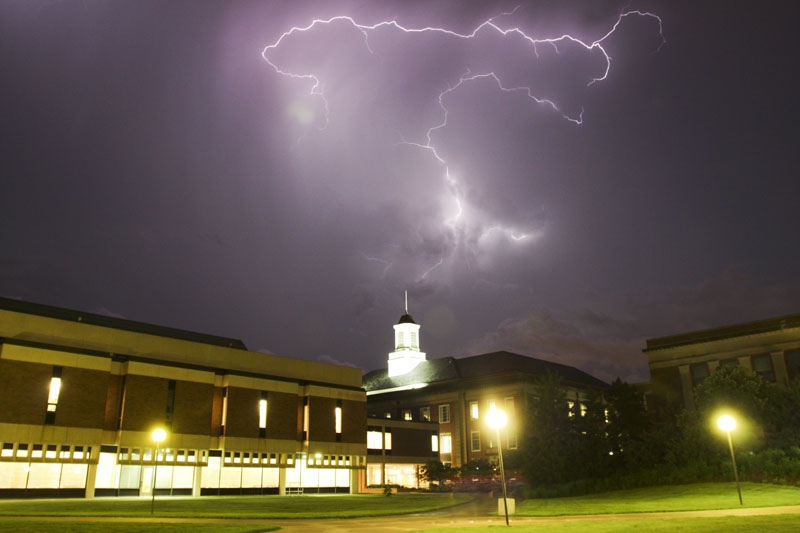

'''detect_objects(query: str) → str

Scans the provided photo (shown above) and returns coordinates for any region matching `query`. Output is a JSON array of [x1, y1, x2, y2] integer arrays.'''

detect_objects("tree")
[[418, 461, 457, 488], [522, 372, 573, 485]]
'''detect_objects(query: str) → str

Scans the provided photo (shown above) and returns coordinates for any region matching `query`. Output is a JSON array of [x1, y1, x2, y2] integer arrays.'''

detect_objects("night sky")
[[2, 1, 799, 383]]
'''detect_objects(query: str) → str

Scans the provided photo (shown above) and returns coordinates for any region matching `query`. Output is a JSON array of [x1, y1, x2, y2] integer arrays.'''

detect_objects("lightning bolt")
[[263, 8, 664, 282]]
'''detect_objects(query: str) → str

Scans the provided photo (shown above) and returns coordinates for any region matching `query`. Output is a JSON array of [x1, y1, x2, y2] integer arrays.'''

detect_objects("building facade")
[[0, 297, 366, 498], [364, 304, 608, 471], [645, 313, 800, 409]]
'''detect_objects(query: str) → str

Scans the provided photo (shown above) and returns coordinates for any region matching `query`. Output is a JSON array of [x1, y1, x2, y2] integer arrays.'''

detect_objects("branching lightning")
[[263, 7, 664, 282]]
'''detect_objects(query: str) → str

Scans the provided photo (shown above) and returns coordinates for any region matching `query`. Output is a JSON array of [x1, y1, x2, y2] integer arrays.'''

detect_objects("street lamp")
[[717, 415, 742, 505], [151, 428, 167, 515], [487, 407, 510, 527]]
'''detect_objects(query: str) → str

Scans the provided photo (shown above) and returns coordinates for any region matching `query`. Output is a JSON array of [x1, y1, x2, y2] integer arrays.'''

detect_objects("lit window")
[[303, 399, 310, 434], [470, 402, 479, 419], [259, 399, 268, 429], [580, 403, 587, 417], [221, 388, 228, 428], [367, 430, 383, 449], [384, 431, 392, 450], [335, 406, 342, 433], [441, 434, 452, 454], [411, 332, 418, 348], [47, 378, 61, 410], [471, 431, 481, 452], [420, 407, 430, 421], [403, 410, 412, 421], [385, 411, 392, 419], [567, 401, 575, 418], [438, 404, 450, 423], [1, 444, 12, 458], [46, 366, 63, 424], [489, 400, 496, 410], [431, 435, 439, 452]]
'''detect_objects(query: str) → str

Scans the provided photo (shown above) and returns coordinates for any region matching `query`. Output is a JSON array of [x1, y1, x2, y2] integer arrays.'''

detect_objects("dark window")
[[690, 363, 709, 387], [785, 350, 800, 381], [165, 380, 176, 427], [752, 354, 775, 382]]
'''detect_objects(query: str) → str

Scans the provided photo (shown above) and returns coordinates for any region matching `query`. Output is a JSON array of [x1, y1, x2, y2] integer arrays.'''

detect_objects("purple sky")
[[2, 1, 799, 383]]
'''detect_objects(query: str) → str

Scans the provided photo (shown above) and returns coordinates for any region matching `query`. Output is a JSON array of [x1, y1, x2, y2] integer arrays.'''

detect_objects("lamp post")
[[717, 415, 742, 505], [487, 407, 510, 527], [151, 428, 167, 515]]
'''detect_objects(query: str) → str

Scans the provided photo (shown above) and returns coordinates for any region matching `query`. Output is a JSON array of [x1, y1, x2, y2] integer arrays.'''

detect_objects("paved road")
[[3, 496, 800, 532]]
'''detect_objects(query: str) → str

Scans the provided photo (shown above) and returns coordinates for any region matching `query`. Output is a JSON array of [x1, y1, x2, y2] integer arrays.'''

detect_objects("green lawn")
[[0, 493, 471, 519], [515, 482, 800, 516], [413, 514, 800, 533], [0, 522, 277, 533]]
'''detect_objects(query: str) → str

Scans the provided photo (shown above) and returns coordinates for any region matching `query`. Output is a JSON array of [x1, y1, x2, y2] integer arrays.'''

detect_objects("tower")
[[387, 291, 427, 377]]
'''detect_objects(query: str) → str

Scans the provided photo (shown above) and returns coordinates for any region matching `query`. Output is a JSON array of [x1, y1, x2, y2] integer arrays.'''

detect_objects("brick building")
[[363, 300, 608, 474], [645, 313, 800, 409], [0, 297, 366, 498]]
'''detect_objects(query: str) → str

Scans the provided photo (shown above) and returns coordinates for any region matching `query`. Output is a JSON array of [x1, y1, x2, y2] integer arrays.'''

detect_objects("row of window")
[[42, 369, 346, 438], [392, 398, 519, 424], [469, 430, 518, 452], [1, 443, 93, 462], [118, 448, 209, 465], [690, 350, 800, 387]]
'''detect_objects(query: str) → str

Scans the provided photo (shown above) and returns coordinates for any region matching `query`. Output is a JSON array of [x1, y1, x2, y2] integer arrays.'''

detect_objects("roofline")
[[0, 296, 247, 350], [644, 312, 800, 352]]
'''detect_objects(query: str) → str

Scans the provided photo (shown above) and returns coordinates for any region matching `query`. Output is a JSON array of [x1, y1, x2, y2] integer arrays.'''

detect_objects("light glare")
[[487, 407, 507, 430], [718, 415, 736, 432]]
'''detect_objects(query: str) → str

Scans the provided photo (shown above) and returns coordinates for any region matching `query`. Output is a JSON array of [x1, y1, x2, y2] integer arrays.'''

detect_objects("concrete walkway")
[[2, 496, 800, 532]]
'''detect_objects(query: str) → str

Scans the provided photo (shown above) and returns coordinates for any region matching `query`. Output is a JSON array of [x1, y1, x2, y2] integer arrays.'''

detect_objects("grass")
[[412, 514, 800, 532], [0, 522, 277, 533], [515, 482, 800, 516], [0, 493, 471, 519]]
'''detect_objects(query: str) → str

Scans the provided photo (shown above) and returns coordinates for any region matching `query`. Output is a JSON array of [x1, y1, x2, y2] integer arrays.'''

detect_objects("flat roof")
[[0, 296, 247, 350], [645, 312, 800, 352]]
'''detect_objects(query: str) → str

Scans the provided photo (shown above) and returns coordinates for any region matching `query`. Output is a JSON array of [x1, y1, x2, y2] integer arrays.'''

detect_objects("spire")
[[404, 290, 408, 314]]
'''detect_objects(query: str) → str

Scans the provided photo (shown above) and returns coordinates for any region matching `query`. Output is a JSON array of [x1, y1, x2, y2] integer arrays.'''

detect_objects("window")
[[752, 354, 775, 381], [786, 350, 800, 381], [440, 434, 452, 454], [431, 434, 439, 452], [504, 397, 515, 414], [580, 403, 587, 417], [335, 400, 343, 441], [1, 443, 12, 458], [259, 392, 268, 437], [403, 410, 412, 421], [567, 400, 575, 418], [165, 380, 176, 426], [508, 432, 518, 449], [397, 331, 405, 347], [46, 366, 62, 424], [690, 363, 710, 387], [221, 388, 228, 432], [420, 407, 430, 421], [385, 411, 392, 419], [384, 429, 392, 450], [367, 428, 382, 449], [411, 331, 418, 348], [439, 404, 450, 423], [470, 431, 481, 452], [302, 397, 309, 440], [470, 402, 479, 419]]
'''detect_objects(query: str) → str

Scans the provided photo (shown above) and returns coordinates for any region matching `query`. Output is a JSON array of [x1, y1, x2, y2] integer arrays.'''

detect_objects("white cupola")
[[388, 291, 427, 377]]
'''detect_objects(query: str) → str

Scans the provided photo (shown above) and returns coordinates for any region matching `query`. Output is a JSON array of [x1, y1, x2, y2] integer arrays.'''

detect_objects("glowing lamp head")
[[718, 415, 736, 432], [486, 407, 507, 430], [152, 428, 167, 443]]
